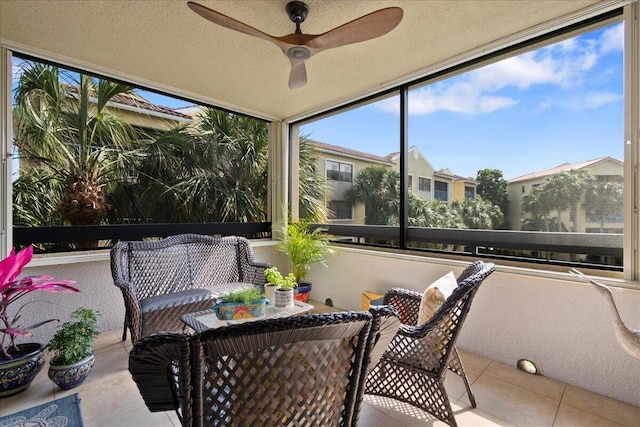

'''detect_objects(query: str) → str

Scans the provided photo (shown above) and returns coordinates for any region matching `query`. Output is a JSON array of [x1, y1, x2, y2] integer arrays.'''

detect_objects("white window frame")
[[325, 159, 354, 183]]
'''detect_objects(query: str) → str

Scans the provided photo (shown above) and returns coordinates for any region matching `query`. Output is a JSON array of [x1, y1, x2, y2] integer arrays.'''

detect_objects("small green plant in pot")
[[276, 220, 336, 302], [213, 287, 268, 320], [46, 307, 100, 390], [264, 267, 297, 308]]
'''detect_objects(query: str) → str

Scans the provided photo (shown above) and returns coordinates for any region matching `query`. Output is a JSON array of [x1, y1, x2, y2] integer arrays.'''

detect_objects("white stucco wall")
[[307, 247, 640, 408], [14, 242, 640, 407]]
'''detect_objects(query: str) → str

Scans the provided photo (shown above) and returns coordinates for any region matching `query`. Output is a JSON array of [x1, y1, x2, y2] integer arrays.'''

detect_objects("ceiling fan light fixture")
[[287, 46, 311, 60]]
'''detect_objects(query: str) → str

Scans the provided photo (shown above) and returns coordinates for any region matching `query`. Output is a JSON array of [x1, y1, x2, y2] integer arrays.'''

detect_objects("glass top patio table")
[[181, 300, 314, 332]]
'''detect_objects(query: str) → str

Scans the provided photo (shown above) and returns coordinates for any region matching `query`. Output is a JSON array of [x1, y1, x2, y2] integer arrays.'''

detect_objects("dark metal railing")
[[13, 222, 272, 247], [314, 223, 623, 268]]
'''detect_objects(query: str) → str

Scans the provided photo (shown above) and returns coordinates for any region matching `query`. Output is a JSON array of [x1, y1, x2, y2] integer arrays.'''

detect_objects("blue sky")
[[301, 22, 624, 180], [11, 22, 623, 181]]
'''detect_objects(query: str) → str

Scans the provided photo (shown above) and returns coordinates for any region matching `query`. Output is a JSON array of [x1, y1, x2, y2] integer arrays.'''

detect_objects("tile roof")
[[435, 168, 477, 183], [65, 84, 192, 120], [508, 157, 622, 183], [311, 140, 395, 164]]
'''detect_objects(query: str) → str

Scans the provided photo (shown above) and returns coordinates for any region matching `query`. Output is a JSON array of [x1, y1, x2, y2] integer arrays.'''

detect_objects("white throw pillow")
[[417, 272, 457, 326]]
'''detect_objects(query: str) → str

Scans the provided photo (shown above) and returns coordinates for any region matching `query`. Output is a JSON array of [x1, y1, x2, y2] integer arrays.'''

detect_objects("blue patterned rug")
[[0, 393, 83, 427]]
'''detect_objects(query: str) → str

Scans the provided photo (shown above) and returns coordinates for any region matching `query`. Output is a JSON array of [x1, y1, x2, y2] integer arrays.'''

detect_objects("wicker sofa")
[[111, 234, 270, 344]]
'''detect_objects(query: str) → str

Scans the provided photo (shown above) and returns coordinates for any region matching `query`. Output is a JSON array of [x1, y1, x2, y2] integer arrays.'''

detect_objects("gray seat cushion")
[[141, 282, 256, 313]]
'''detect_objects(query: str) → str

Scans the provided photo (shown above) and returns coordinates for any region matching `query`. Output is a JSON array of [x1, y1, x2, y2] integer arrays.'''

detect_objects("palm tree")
[[13, 63, 139, 226], [583, 180, 623, 233], [346, 166, 399, 225], [407, 197, 464, 229], [132, 110, 327, 224], [452, 197, 503, 229], [298, 137, 329, 221], [521, 185, 552, 231], [540, 171, 590, 232], [14, 64, 328, 237], [139, 108, 269, 223]]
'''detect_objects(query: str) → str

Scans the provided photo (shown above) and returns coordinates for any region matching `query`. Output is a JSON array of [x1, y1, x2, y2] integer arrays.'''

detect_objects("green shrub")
[[46, 307, 100, 365]]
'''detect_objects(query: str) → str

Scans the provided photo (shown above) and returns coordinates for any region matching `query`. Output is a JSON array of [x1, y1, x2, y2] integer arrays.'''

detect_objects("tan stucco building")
[[507, 157, 623, 232]]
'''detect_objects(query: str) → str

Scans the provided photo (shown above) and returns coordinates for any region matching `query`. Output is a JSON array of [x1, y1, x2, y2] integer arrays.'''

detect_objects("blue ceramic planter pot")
[[0, 342, 45, 397], [212, 298, 270, 320], [48, 352, 95, 390], [294, 282, 312, 302]]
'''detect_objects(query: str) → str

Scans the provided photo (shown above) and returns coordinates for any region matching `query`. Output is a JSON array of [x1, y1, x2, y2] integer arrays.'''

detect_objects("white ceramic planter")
[[264, 284, 279, 306], [275, 288, 294, 308]]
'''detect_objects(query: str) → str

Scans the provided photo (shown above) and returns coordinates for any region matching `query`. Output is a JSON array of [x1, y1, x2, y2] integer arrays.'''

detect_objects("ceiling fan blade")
[[187, 2, 278, 46], [306, 7, 403, 51], [288, 59, 307, 89]]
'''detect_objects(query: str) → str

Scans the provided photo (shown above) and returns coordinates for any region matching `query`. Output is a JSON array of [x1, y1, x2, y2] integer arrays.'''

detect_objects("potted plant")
[[264, 267, 297, 308], [46, 307, 100, 390], [212, 287, 269, 320], [276, 220, 336, 302], [0, 245, 78, 397]]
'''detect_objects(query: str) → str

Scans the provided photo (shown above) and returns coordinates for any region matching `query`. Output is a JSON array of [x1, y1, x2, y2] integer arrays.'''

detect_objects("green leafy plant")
[[220, 288, 266, 304], [46, 307, 99, 365], [276, 220, 337, 285], [264, 267, 297, 290]]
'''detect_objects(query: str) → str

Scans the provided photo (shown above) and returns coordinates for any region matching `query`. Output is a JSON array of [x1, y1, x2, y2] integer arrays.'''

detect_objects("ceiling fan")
[[187, 1, 403, 89]]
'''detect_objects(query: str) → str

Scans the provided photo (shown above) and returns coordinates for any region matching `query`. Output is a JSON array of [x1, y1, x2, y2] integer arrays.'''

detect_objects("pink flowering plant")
[[0, 245, 79, 359]]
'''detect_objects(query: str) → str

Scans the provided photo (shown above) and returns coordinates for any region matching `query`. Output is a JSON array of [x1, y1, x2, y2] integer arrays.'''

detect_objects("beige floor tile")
[[93, 330, 126, 354], [5, 330, 637, 427], [83, 392, 175, 427], [466, 374, 559, 427], [457, 347, 493, 380], [364, 394, 450, 426], [80, 372, 159, 426], [444, 371, 474, 403], [450, 399, 517, 427], [562, 384, 640, 426], [483, 360, 566, 400], [358, 402, 405, 427], [554, 402, 625, 427], [166, 409, 182, 426]]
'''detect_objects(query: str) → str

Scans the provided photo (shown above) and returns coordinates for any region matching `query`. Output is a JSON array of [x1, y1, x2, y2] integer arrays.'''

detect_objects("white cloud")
[[601, 23, 624, 53], [375, 23, 621, 117], [582, 92, 622, 108], [555, 91, 622, 110]]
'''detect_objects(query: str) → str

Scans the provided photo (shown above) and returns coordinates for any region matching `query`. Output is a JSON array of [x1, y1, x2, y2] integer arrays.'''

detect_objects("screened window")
[[326, 160, 353, 182], [419, 177, 431, 192], [328, 201, 353, 220], [465, 186, 475, 200], [434, 181, 448, 202], [10, 56, 270, 253], [291, 13, 631, 272]]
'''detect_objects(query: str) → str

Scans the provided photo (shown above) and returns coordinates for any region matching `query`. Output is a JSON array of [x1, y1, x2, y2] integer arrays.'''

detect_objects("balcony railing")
[[13, 222, 271, 249], [316, 224, 623, 269]]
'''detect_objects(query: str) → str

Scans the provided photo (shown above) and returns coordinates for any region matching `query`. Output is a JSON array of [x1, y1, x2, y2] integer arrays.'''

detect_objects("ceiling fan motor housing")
[[286, 1, 309, 24]]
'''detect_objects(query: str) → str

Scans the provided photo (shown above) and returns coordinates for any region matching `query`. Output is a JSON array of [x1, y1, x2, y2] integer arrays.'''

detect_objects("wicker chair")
[[111, 234, 270, 344], [129, 309, 400, 427], [365, 261, 495, 427]]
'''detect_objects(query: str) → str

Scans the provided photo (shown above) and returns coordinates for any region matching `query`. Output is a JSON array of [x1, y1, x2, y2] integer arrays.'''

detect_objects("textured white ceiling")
[[0, 1, 605, 120]]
